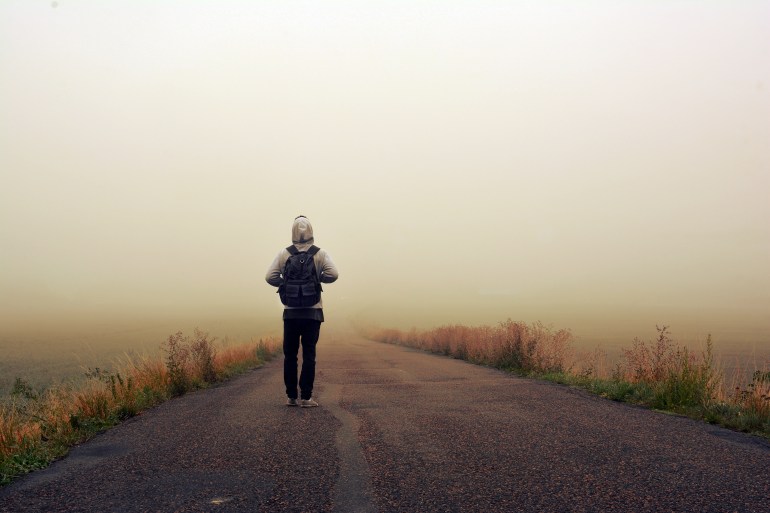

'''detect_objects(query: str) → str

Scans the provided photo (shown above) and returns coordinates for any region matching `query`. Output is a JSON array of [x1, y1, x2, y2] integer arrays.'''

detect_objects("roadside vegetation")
[[0, 329, 279, 486], [368, 321, 770, 438]]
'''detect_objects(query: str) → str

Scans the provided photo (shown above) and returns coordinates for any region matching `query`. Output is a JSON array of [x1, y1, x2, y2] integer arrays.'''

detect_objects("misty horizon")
[[1, 2, 768, 367]]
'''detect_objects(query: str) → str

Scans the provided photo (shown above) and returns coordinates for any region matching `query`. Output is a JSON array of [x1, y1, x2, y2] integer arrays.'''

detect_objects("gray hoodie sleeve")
[[265, 250, 285, 287], [318, 251, 339, 284]]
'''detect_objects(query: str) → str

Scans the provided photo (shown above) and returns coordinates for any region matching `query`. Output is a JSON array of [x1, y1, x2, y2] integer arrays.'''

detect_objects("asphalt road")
[[1, 330, 769, 512]]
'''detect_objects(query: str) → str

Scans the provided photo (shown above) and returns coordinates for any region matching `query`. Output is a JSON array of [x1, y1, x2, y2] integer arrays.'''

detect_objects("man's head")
[[292, 215, 314, 245]]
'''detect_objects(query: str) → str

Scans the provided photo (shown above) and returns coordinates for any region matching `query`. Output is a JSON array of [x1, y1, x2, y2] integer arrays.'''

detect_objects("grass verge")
[[0, 329, 279, 486], [366, 321, 770, 439]]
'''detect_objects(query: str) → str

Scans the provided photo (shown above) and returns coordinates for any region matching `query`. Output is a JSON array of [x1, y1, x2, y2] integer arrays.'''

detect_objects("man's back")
[[265, 216, 338, 406]]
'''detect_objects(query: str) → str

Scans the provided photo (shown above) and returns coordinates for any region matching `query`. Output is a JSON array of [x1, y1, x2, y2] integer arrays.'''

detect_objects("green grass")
[[537, 371, 770, 438]]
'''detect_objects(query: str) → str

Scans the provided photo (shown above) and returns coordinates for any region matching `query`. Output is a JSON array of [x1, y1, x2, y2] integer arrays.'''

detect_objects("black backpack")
[[279, 245, 322, 307]]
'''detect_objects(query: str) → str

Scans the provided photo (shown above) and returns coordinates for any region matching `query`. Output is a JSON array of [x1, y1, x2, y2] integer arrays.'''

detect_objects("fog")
[[2, 1, 769, 364]]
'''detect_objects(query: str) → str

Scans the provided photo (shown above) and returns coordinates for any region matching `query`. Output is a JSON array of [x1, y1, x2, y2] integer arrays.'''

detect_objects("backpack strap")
[[307, 246, 322, 289], [286, 245, 299, 255]]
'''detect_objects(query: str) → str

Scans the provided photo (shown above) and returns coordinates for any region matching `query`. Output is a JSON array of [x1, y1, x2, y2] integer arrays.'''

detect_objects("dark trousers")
[[283, 319, 321, 400]]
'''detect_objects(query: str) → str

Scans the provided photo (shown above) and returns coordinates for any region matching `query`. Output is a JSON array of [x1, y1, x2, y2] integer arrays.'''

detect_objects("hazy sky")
[[1, 1, 769, 346]]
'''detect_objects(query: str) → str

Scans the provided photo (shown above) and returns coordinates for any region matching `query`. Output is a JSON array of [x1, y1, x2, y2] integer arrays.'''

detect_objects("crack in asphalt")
[[323, 383, 376, 513]]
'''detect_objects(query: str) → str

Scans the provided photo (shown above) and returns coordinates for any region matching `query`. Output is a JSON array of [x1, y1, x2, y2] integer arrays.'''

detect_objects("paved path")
[[1, 330, 769, 512]]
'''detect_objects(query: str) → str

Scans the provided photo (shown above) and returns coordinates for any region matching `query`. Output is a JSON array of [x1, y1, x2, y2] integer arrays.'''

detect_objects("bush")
[[190, 329, 217, 385], [164, 331, 192, 396], [732, 370, 770, 430], [163, 329, 224, 394], [616, 327, 723, 412]]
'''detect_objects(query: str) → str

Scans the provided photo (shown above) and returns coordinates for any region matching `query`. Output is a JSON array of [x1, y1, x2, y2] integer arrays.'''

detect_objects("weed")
[[190, 329, 217, 385], [1, 330, 280, 486], [731, 369, 770, 431], [10, 378, 37, 401], [368, 322, 769, 438], [370, 320, 573, 375], [164, 331, 192, 396]]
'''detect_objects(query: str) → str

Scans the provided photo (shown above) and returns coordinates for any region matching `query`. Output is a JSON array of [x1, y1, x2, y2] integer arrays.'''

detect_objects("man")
[[265, 215, 339, 407]]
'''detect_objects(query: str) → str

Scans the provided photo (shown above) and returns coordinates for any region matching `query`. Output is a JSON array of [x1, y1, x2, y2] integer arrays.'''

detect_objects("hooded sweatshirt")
[[265, 217, 339, 320]]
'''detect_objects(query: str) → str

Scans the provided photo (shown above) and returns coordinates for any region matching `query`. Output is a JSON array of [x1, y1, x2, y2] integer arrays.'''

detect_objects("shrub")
[[615, 327, 723, 412], [190, 329, 217, 385], [163, 331, 192, 396], [10, 378, 37, 401], [732, 369, 770, 430], [621, 325, 676, 383]]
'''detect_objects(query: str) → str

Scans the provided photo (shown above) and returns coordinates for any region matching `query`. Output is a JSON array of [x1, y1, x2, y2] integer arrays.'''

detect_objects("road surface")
[[1, 330, 768, 512]]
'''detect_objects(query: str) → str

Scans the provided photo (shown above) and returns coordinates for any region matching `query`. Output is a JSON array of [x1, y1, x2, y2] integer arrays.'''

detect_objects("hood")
[[292, 216, 314, 246]]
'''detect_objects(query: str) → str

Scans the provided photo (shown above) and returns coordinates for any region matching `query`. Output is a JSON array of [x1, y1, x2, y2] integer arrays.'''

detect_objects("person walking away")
[[265, 215, 339, 407]]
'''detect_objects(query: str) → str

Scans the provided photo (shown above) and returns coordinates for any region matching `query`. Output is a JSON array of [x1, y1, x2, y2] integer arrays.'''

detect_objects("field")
[[0, 316, 280, 396], [3, 316, 766, 399]]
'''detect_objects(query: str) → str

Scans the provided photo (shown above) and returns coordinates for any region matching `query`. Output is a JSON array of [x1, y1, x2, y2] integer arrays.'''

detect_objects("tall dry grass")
[[368, 322, 770, 438], [375, 319, 573, 374], [1, 330, 279, 485], [608, 326, 722, 409]]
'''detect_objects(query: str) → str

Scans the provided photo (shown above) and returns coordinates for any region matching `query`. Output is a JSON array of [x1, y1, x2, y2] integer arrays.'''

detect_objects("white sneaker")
[[286, 397, 299, 407], [300, 398, 319, 408]]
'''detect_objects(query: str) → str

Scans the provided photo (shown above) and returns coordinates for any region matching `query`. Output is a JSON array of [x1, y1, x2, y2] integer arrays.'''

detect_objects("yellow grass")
[[371, 319, 573, 374], [368, 321, 770, 437], [216, 344, 260, 372], [1, 331, 279, 485]]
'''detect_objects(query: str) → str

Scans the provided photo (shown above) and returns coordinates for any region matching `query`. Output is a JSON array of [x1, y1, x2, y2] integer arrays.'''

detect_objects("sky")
[[1, 1, 769, 351]]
